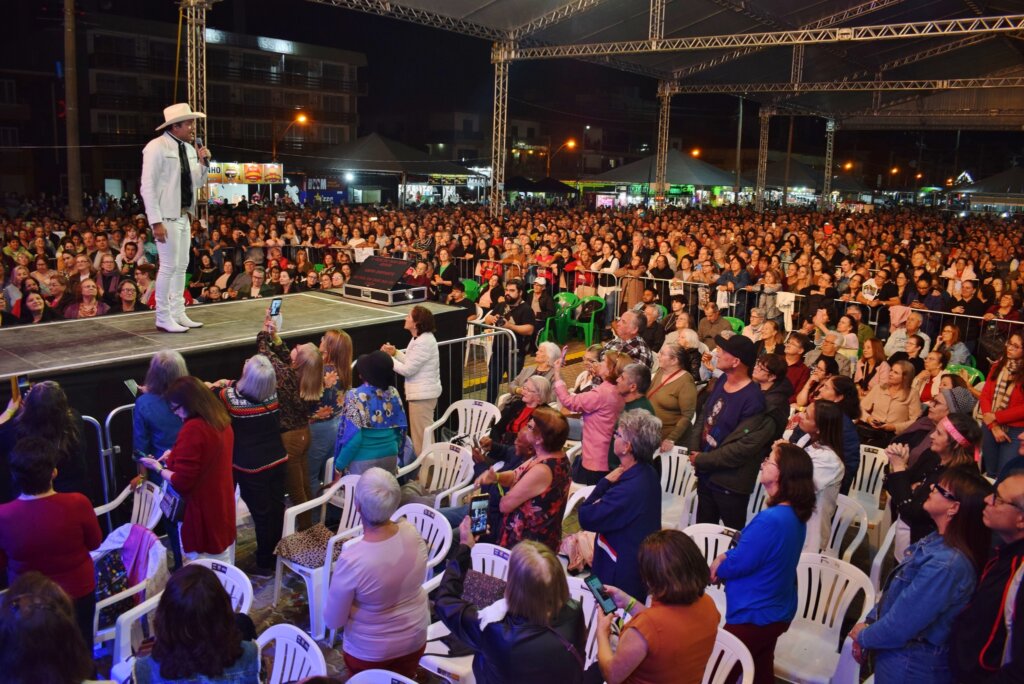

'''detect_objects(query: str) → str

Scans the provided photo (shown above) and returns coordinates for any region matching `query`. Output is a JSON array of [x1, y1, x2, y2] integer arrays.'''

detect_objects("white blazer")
[[140, 132, 208, 226], [392, 332, 442, 401]]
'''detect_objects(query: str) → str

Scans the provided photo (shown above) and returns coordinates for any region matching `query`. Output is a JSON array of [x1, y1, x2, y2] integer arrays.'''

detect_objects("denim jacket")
[[858, 532, 977, 651], [133, 640, 259, 683]]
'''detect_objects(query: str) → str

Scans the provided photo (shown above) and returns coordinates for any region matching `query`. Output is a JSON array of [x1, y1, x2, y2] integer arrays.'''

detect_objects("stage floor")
[[2, 291, 444, 378]]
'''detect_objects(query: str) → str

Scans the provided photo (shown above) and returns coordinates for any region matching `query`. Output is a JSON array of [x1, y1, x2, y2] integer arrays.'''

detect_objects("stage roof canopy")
[[312, 0, 1024, 131], [592, 149, 738, 186], [307, 133, 478, 176]]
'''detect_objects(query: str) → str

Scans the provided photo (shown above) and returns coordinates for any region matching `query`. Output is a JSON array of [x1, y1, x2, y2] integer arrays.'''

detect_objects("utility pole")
[[64, 0, 83, 221]]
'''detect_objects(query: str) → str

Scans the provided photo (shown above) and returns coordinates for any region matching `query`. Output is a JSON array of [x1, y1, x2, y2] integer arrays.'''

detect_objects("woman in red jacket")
[[141, 376, 236, 561], [0, 437, 102, 646], [979, 331, 1024, 477]]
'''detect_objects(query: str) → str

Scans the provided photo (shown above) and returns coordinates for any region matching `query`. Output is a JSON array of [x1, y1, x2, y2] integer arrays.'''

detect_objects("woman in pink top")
[[324, 468, 429, 678], [553, 350, 628, 485]]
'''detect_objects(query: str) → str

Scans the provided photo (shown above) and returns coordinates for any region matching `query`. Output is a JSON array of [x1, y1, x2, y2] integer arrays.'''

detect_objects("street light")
[[842, 161, 853, 171], [890, 166, 899, 175], [690, 147, 701, 158], [546, 138, 576, 177], [272, 112, 308, 162]]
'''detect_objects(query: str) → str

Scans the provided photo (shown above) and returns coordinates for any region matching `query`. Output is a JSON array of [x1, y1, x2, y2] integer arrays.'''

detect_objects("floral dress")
[[498, 455, 572, 552]]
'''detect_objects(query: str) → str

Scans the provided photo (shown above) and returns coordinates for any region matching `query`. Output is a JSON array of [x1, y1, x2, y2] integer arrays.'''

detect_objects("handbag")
[[159, 482, 186, 523]]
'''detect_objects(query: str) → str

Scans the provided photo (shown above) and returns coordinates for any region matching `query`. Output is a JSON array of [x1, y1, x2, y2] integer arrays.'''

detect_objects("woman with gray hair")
[[324, 468, 429, 678], [133, 349, 189, 566], [478, 374, 553, 465], [216, 354, 286, 572], [507, 341, 561, 401], [579, 409, 663, 599]]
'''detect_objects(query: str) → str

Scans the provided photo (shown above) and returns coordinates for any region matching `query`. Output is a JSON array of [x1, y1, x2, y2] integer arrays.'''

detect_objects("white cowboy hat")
[[155, 103, 206, 131]]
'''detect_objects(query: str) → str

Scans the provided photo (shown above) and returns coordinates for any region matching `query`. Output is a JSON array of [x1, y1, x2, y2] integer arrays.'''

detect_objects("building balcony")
[[88, 94, 357, 125]]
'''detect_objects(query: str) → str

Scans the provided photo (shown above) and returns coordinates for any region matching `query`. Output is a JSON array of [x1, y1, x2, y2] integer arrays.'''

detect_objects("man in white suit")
[[140, 103, 210, 332]]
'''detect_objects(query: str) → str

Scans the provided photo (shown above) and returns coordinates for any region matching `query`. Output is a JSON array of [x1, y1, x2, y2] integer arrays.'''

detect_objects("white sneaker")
[[175, 315, 203, 329], [156, 319, 189, 333]]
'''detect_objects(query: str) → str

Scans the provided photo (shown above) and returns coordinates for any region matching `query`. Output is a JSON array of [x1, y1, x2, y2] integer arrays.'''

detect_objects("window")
[[462, 119, 473, 134], [242, 88, 270, 107], [94, 34, 134, 55], [510, 125, 519, 139], [0, 80, 15, 104], [527, 127, 535, 139], [241, 121, 272, 141], [208, 120, 231, 139], [321, 126, 342, 145], [0, 127, 18, 147], [95, 73, 136, 95], [96, 114, 137, 134]]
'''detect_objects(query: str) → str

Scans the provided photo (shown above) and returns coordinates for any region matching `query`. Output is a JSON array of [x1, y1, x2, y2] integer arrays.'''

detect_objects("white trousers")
[[155, 215, 191, 322]]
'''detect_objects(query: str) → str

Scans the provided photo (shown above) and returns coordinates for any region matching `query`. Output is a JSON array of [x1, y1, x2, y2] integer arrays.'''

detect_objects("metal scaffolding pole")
[[820, 120, 836, 210], [734, 97, 743, 197], [654, 81, 671, 210], [184, 0, 212, 225], [783, 115, 794, 206], [649, 0, 666, 43], [63, 0, 83, 221], [489, 44, 510, 218], [755, 108, 772, 212]]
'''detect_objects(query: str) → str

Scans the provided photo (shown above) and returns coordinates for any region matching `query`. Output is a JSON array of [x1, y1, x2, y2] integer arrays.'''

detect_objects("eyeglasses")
[[990, 490, 1024, 513], [1007, 342, 1023, 350], [930, 482, 959, 502], [760, 457, 779, 470]]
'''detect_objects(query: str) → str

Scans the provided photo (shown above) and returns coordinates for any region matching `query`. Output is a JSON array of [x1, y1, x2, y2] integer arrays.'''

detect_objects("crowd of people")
[[0, 195, 1023, 683]]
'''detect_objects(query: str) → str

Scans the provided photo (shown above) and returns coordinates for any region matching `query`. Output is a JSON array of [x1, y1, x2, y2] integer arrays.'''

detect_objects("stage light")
[[344, 172, 354, 182]]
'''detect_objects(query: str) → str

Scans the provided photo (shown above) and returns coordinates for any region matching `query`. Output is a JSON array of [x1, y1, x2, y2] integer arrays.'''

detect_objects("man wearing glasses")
[[949, 472, 1024, 682]]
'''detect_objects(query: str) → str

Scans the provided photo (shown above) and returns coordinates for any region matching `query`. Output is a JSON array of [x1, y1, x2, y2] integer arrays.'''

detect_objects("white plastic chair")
[[392, 503, 453, 593], [773, 553, 875, 684], [870, 518, 900, 593], [417, 399, 501, 461], [93, 481, 164, 531], [824, 494, 868, 563], [188, 558, 254, 614], [465, 306, 493, 366], [92, 525, 168, 648], [703, 628, 755, 684], [565, 441, 582, 464], [257, 623, 327, 684], [566, 575, 606, 669], [273, 474, 362, 639], [746, 480, 768, 524], [851, 445, 889, 545], [111, 592, 162, 672], [348, 670, 418, 684], [471, 542, 512, 580], [683, 524, 740, 564], [420, 543, 511, 684], [414, 442, 475, 509], [660, 447, 696, 529], [679, 485, 700, 529]]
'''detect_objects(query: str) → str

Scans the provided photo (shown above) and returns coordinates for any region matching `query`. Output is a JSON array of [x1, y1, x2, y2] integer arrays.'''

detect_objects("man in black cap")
[[688, 332, 775, 529]]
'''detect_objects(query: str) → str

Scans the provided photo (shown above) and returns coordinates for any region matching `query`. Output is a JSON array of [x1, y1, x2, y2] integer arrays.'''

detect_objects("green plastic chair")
[[723, 316, 744, 334], [655, 304, 668, 321], [967, 354, 978, 369], [568, 296, 606, 348], [948, 363, 985, 386], [554, 292, 581, 343], [461, 278, 481, 302], [314, 263, 325, 273]]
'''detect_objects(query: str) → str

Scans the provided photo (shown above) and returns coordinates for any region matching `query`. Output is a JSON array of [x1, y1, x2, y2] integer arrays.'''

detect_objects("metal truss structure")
[[820, 120, 836, 209], [755, 108, 772, 212], [666, 76, 1024, 94], [489, 46, 510, 217], [508, 15, 1024, 60], [183, 0, 214, 225], [304, 0, 1024, 212], [654, 81, 671, 209]]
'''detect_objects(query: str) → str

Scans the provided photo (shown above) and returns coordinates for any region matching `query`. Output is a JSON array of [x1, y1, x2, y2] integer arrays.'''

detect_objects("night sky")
[[14, 0, 1024, 180]]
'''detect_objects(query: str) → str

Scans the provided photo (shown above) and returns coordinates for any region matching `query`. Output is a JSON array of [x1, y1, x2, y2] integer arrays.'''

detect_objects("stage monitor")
[[348, 256, 412, 291]]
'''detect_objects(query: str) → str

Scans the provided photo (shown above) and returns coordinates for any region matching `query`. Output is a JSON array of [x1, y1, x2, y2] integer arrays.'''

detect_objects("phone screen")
[[16, 374, 30, 396], [269, 298, 283, 317], [584, 574, 617, 615], [470, 494, 489, 535], [124, 379, 139, 397]]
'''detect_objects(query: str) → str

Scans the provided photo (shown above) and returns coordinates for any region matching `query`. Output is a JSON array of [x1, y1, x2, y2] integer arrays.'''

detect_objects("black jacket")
[[434, 544, 586, 684], [690, 412, 777, 495], [949, 537, 1024, 684]]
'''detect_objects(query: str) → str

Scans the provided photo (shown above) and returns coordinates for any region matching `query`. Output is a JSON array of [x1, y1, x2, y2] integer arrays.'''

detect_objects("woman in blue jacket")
[[710, 442, 815, 684], [334, 351, 408, 476], [578, 409, 662, 600], [848, 467, 992, 684]]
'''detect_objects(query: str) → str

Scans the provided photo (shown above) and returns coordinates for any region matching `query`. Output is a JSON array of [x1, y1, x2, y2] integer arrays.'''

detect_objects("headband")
[[940, 416, 970, 448]]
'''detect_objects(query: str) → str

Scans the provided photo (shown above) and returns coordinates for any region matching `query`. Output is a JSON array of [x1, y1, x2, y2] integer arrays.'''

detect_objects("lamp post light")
[[272, 112, 308, 163], [546, 138, 576, 177]]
